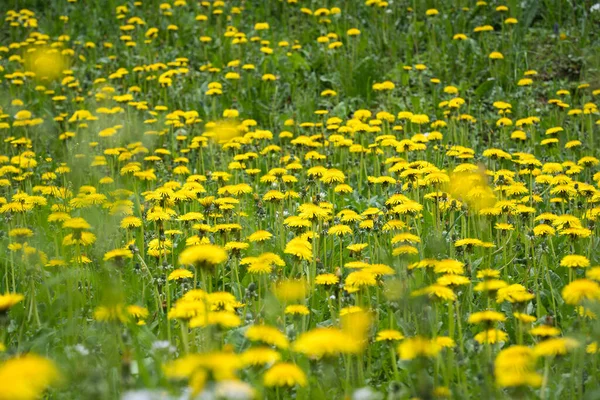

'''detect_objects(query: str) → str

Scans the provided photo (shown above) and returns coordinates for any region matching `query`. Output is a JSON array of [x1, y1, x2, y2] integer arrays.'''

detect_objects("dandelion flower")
[[179, 244, 227, 268], [263, 363, 307, 387]]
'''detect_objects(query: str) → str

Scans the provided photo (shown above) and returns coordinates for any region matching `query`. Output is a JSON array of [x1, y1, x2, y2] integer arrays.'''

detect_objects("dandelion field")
[[1, 0, 600, 399]]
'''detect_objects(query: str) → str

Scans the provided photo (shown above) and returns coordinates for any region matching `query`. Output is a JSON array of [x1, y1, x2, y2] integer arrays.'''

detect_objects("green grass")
[[1, 0, 600, 399]]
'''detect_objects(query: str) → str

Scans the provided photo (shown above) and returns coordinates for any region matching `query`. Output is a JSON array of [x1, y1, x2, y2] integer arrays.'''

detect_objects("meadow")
[[1, 0, 600, 399]]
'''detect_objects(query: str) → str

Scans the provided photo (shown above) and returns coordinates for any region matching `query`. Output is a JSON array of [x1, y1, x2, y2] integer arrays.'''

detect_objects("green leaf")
[[289, 52, 310, 71], [331, 101, 347, 117], [474, 79, 496, 99]]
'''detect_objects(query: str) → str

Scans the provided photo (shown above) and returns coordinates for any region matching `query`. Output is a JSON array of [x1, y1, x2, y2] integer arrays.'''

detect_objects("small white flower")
[[74, 344, 89, 356], [122, 389, 173, 400], [214, 380, 255, 400], [152, 340, 176, 353], [66, 344, 89, 357], [352, 387, 383, 400]]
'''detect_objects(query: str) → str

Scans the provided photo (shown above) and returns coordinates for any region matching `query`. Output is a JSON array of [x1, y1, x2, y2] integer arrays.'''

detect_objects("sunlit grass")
[[1, 1, 600, 399]]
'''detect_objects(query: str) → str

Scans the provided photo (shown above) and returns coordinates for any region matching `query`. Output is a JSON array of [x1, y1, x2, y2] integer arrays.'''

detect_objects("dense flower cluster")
[[1, 1, 600, 400]]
